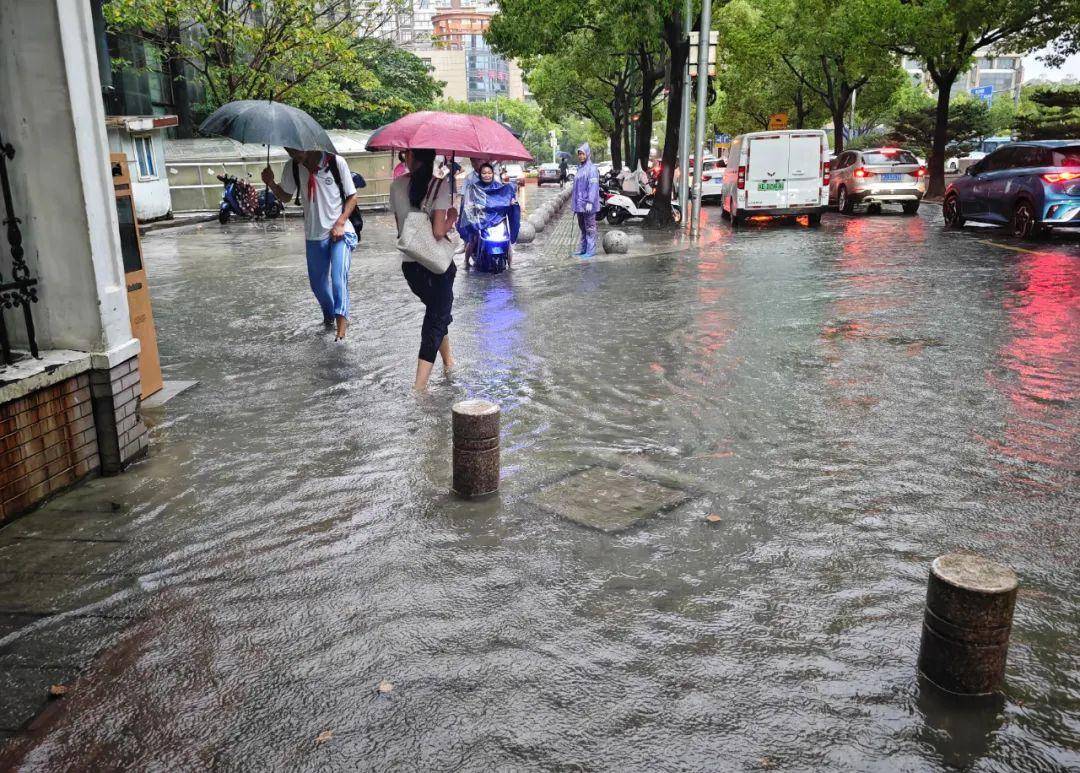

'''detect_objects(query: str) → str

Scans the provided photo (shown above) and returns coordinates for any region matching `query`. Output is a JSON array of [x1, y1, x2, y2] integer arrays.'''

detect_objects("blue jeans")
[[576, 212, 597, 256], [305, 233, 357, 320]]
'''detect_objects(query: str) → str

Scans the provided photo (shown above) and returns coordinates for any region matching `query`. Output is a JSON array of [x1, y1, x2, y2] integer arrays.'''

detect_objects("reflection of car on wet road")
[[943, 141, 1080, 239], [829, 147, 927, 215]]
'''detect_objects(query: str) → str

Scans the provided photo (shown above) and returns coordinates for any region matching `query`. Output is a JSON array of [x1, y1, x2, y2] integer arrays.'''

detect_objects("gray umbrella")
[[198, 100, 336, 153]]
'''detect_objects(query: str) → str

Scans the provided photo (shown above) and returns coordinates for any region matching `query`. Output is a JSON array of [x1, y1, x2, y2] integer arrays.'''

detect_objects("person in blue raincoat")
[[457, 162, 520, 273], [571, 142, 600, 257]]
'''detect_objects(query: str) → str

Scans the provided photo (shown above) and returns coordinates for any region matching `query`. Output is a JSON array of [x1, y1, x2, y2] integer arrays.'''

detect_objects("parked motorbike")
[[603, 179, 682, 225], [217, 173, 283, 223]]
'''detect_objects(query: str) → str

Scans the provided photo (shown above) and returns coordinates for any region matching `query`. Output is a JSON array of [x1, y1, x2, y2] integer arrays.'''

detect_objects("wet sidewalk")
[[1, 200, 1078, 770]]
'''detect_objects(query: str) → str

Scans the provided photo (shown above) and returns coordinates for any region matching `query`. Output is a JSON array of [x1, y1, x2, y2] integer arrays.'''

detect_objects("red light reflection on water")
[[983, 248, 1080, 483]]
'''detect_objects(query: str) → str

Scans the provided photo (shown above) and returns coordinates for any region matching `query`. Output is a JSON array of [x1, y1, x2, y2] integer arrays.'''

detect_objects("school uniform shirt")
[[389, 173, 454, 262], [278, 153, 357, 241]]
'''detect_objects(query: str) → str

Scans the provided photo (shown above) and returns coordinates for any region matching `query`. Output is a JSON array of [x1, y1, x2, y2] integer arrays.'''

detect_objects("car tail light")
[[822, 160, 830, 186], [1043, 171, 1080, 183], [701, 174, 712, 182], [737, 165, 746, 190], [913, 166, 927, 178], [854, 167, 873, 179]]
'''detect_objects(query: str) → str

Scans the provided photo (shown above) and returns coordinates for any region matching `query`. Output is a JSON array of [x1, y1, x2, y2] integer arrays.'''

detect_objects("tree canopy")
[[102, 0, 440, 132]]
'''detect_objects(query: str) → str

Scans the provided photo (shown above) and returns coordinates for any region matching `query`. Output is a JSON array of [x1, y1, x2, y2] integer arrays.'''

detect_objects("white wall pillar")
[[0, 0, 136, 359]]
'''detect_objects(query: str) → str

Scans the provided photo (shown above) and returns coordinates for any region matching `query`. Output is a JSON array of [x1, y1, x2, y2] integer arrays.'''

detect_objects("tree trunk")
[[623, 120, 632, 169], [832, 109, 845, 155], [165, 19, 194, 138], [645, 15, 686, 227], [927, 74, 955, 198], [794, 88, 807, 130], [609, 123, 623, 172], [637, 67, 656, 169]]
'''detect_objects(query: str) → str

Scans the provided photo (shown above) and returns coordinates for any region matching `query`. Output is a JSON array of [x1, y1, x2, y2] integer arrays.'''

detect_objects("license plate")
[[757, 181, 784, 191], [881, 173, 902, 182]]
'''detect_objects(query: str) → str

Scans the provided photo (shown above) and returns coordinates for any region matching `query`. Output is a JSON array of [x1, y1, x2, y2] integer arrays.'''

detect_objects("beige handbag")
[[396, 178, 456, 274]]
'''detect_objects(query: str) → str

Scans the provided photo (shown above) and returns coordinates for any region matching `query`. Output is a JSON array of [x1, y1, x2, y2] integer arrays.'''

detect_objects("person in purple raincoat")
[[571, 142, 600, 258]]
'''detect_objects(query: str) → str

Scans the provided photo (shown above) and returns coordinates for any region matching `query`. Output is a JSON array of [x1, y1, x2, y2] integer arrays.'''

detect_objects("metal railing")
[[0, 130, 39, 365]]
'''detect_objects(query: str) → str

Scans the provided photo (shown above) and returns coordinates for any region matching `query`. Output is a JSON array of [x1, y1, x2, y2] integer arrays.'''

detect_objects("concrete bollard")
[[602, 230, 629, 254], [452, 399, 500, 498], [528, 213, 546, 231], [917, 553, 1018, 695], [516, 221, 536, 243]]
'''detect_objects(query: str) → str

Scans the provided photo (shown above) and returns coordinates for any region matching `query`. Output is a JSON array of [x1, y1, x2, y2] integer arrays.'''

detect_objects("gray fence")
[[164, 134, 393, 213]]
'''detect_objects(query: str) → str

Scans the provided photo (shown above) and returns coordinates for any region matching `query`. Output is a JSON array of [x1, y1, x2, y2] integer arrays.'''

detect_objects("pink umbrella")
[[366, 111, 532, 162]]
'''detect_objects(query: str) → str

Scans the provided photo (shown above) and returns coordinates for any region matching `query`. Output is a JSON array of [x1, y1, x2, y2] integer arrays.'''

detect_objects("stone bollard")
[[917, 553, 1018, 695], [528, 213, 546, 231], [452, 399, 500, 498], [516, 221, 536, 243], [602, 230, 629, 254]]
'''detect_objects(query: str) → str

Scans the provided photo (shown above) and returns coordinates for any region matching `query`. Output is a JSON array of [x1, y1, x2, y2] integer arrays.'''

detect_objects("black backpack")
[[291, 154, 366, 236]]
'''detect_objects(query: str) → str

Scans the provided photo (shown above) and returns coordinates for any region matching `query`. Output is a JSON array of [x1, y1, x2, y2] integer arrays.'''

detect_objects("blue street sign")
[[971, 85, 994, 103]]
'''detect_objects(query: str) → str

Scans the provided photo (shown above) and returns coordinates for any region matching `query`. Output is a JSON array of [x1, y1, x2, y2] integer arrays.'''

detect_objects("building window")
[[134, 134, 157, 179]]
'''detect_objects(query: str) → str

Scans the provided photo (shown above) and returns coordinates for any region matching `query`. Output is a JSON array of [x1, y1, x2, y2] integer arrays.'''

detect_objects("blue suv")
[[942, 140, 1080, 239]]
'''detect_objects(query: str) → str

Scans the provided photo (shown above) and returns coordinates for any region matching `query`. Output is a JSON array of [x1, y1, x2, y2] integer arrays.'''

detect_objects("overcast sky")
[[1022, 46, 1080, 82]]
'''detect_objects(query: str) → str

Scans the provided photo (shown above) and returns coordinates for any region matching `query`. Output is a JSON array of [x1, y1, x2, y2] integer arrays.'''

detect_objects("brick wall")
[[0, 373, 100, 523], [90, 355, 148, 474]]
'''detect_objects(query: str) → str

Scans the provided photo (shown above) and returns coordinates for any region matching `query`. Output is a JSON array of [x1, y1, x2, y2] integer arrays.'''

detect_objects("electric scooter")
[[603, 180, 682, 225], [217, 173, 283, 223]]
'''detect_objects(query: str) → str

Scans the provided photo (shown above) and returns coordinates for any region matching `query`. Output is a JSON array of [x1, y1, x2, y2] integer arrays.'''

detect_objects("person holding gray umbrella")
[[200, 100, 359, 341], [262, 150, 357, 341]]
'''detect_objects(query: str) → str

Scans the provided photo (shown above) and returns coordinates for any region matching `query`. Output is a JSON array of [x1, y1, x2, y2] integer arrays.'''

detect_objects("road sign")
[[970, 85, 994, 104], [689, 30, 718, 77], [768, 113, 788, 130]]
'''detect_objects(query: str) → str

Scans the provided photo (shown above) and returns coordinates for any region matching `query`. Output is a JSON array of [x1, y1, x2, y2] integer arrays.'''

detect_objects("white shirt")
[[279, 153, 356, 241]]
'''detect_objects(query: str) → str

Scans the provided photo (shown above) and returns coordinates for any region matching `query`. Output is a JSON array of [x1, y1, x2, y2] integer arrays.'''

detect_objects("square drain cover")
[[528, 467, 690, 533]]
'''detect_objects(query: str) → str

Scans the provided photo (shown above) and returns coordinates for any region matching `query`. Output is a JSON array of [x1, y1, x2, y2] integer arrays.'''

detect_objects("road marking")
[[976, 239, 1041, 255]]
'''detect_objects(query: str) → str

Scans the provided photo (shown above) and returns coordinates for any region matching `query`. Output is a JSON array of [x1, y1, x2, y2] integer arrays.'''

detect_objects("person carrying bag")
[[389, 149, 459, 390]]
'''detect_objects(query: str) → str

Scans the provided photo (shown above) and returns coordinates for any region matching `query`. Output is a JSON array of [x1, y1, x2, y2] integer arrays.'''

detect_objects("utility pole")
[[691, 0, 712, 238], [677, 0, 691, 225], [850, 88, 857, 141]]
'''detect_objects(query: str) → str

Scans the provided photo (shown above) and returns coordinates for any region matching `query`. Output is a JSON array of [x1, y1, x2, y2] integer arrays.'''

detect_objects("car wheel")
[[942, 194, 964, 228], [1011, 199, 1042, 239], [807, 213, 822, 226], [902, 201, 919, 216], [838, 186, 854, 214]]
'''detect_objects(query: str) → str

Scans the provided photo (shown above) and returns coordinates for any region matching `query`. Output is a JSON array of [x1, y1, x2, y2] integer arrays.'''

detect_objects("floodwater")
[[3, 204, 1078, 770]]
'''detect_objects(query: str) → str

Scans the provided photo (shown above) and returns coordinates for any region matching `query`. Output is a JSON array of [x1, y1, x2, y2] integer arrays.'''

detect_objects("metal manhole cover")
[[527, 466, 690, 533]]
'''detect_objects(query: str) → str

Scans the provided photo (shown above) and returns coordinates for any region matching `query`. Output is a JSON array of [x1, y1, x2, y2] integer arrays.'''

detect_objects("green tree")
[[522, 43, 636, 170], [103, 0, 406, 124], [887, 98, 993, 156], [764, 0, 904, 153], [1013, 85, 1080, 139], [328, 39, 442, 130], [875, 0, 1077, 195], [711, 0, 830, 134], [489, 0, 691, 226]]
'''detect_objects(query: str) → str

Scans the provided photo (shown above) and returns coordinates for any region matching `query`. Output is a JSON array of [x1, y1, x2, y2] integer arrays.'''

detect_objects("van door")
[[787, 133, 823, 208], [745, 134, 788, 209]]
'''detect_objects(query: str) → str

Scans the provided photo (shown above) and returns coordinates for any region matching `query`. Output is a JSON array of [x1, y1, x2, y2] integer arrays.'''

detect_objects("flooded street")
[[2, 204, 1078, 770]]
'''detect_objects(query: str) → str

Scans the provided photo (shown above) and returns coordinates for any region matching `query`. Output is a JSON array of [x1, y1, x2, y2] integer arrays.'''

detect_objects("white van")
[[719, 129, 829, 226]]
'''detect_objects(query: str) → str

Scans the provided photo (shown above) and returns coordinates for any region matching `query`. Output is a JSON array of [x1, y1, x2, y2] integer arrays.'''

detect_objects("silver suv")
[[829, 147, 927, 215]]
